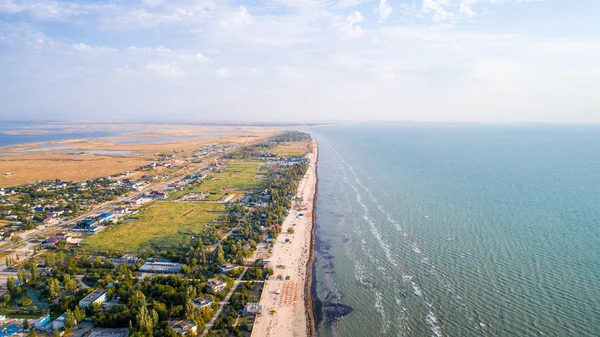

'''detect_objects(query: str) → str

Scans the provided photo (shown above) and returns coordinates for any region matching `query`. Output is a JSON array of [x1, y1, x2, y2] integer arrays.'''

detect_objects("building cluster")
[[42, 232, 72, 249]]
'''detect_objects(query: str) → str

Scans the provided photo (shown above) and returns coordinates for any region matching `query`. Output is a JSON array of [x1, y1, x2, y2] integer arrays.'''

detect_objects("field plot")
[[169, 159, 267, 200], [270, 141, 311, 157], [0, 153, 149, 188], [82, 202, 225, 254]]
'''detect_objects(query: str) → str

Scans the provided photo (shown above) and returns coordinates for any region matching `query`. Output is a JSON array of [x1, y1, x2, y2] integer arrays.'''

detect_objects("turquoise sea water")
[[311, 124, 600, 336]]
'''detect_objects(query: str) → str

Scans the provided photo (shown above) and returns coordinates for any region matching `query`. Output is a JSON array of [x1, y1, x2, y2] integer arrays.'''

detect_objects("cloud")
[[333, 11, 364, 39], [215, 67, 232, 78], [421, 0, 453, 22], [146, 62, 184, 77], [375, 0, 392, 21], [220, 6, 251, 28]]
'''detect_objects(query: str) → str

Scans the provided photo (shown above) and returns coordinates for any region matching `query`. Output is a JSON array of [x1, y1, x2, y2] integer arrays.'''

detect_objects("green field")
[[271, 141, 311, 157], [169, 159, 267, 200], [81, 159, 269, 254], [81, 202, 226, 254]]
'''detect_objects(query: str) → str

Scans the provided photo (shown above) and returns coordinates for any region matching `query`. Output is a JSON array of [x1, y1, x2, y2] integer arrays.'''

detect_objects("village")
[[0, 132, 313, 337]]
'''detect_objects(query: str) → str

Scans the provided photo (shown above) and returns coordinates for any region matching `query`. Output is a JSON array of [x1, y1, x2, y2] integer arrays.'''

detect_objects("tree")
[[27, 329, 37, 337], [64, 310, 76, 332], [29, 263, 39, 281], [46, 278, 60, 299], [129, 290, 146, 310], [45, 253, 57, 267], [64, 274, 77, 293], [22, 319, 30, 330], [215, 244, 226, 266], [74, 306, 86, 323], [7, 276, 18, 296], [20, 297, 33, 307], [18, 269, 28, 285]]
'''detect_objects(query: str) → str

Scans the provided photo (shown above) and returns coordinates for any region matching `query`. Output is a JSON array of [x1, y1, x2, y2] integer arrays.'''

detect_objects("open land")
[[169, 159, 268, 201], [0, 123, 277, 187], [81, 202, 226, 254]]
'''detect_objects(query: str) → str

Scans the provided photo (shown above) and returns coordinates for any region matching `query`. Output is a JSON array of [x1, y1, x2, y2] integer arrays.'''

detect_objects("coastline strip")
[[305, 138, 319, 337]]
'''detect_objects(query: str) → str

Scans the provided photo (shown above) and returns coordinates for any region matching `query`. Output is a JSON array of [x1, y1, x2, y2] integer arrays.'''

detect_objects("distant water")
[[0, 131, 117, 147], [311, 124, 600, 337]]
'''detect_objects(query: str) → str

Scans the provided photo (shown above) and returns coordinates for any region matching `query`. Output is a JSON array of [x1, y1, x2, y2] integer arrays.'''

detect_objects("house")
[[43, 217, 58, 225], [79, 289, 108, 308], [219, 264, 240, 274], [72, 219, 99, 233], [4, 215, 17, 221], [48, 313, 72, 334], [42, 233, 72, 249], [112, 207, 129, 215], [193, 297, 213, 309], [126, 197, 144, 205], [33, 314, 51, 329], [47, 210, 64, 218], [171, 320, 197, 335], [207, 278, 227, 293], [148, 191, 168, 199], [97, 213, 114, 223], [109, 254, 140, 265]]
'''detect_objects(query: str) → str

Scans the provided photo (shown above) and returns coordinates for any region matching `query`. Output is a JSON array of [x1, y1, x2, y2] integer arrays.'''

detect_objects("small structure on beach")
[[244, 302, 264, 315]]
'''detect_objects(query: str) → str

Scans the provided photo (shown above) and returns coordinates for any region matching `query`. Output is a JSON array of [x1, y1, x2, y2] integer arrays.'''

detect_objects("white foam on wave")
[[325, 141, 451, 336], [427, 311, 443, 337], [412, 281, 423, 296]]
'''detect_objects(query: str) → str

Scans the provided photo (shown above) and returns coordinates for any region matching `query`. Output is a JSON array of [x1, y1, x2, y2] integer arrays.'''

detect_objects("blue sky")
[[1, 0, 599, 122]]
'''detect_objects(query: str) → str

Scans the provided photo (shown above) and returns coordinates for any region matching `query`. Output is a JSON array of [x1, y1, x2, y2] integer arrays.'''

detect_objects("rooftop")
[[80, 289, 107, 303], [88, 328, 130, 337]]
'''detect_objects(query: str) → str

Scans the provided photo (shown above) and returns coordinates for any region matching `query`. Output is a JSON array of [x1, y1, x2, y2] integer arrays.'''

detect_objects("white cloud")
[[220, 6, 251, 28], [333, 11, 364, 39], [421, 0, 453, 22], [146, 62, 184, 77], [375, 0, 392, 21], [216, 67, 232, 78]]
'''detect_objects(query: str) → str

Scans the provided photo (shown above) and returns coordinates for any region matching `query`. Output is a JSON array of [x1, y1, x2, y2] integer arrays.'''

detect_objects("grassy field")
[[270, 141, 311, 157], [81, 202, 226, 254], [0, 153, 150, 188], [169, 159, 267, 200]]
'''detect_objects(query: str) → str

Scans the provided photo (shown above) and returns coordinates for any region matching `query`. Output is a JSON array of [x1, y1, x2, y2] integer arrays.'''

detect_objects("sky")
[[0, 0, 599, 123]]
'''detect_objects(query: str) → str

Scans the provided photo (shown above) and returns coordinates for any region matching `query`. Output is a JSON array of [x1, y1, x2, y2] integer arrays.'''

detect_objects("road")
[[201, 267, 248, 336]]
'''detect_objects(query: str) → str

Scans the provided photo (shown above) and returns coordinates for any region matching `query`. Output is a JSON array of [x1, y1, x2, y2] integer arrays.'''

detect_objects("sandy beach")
[[251, 139, 318, 337]]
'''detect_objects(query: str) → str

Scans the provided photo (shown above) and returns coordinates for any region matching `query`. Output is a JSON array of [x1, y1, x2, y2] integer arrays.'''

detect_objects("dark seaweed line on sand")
[[305, 139, 320, 337]]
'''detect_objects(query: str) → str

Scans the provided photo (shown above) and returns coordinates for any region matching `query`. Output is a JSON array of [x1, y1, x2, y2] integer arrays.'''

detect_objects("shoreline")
[[251, 138, 318, 337], [304, 138, 319, 337]]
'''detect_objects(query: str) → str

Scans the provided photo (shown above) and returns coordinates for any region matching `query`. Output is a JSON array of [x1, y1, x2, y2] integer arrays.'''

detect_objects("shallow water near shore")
[[311, 124, 600, 337]]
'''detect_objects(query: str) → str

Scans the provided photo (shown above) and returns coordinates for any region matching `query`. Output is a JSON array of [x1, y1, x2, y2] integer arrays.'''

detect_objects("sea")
[[0, 121, 118, 148], [311, 124, 600, 337]]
